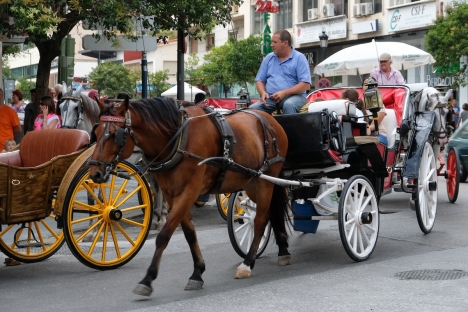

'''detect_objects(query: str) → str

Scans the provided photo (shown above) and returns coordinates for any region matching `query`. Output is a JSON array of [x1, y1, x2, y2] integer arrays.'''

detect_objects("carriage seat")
[[307, 99, 356, 116], [0, 129, 90, 168], [381, 109, 398, 148]]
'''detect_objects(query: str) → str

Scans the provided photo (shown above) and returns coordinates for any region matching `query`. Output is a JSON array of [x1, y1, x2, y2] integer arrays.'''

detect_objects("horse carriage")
[[0, 97, 154, 269], [225, 84, 455, 261]]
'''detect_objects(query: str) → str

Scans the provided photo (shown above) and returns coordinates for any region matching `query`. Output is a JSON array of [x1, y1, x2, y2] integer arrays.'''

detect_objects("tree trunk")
[[28, 39, 62, 120]]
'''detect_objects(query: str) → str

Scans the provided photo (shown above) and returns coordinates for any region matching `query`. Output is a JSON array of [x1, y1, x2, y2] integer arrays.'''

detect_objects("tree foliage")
[[0, 0, 242, 100], [15, 77, 35, 101], [88, 62, 134, 97], [148, 69, 171, 97], [425, 3, 468, 87], [199, 35, 263, 96]]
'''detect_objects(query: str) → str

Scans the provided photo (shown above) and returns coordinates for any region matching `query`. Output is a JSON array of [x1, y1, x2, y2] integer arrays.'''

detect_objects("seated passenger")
[[34, 96, 61, 130], [249, 30, 311, 114], [362, 77, 387, 144]]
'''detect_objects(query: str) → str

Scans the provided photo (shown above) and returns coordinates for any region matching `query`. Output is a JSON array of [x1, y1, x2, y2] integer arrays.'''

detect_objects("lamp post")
[[319, 29, 329, 62]]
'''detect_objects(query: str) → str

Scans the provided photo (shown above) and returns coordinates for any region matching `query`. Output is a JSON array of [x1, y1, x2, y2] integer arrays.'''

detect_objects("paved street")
[[1, 176, 468, 312]]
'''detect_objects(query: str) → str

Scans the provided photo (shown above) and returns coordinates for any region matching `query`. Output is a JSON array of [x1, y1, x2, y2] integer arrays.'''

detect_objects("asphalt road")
[[1, 176, 468, 312]]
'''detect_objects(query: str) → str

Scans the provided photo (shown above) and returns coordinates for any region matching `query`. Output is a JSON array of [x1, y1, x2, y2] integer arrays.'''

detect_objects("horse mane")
[[80, 94, 101, 124], [128, 98, 182, 135]]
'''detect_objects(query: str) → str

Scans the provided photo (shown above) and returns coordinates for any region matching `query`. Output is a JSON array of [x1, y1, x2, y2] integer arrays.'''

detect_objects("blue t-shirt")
[[255, 47, 311, 96]]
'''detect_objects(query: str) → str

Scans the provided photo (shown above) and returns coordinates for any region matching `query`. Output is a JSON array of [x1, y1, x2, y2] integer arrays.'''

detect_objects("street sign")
[[82, 35, 157, 51], [317, 77, 332, 89]]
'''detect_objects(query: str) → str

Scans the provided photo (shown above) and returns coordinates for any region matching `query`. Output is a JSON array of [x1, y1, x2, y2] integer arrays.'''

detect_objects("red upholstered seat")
[[19, 129, 90, 167]]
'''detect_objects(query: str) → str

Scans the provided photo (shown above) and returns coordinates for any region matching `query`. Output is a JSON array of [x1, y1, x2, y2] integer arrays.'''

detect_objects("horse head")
[[59, 85, 101, 132], [89, 96, 136, 183], [419, 87, 452, 145]]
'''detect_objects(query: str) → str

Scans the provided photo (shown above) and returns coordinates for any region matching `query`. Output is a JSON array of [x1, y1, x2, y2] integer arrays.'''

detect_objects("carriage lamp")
[[364, 82, 384, 134], [236, 88, 251, 109]]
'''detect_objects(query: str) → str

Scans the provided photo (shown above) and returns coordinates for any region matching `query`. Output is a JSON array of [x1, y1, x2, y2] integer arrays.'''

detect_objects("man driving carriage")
[[249, 29, 311, 114]]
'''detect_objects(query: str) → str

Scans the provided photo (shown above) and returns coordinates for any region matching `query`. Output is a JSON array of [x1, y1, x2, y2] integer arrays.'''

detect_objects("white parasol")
[[313, 39, 436, 77]]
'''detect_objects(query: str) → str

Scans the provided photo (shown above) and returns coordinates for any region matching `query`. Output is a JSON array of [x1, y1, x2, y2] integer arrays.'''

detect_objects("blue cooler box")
[[293, 200, 320, 233]]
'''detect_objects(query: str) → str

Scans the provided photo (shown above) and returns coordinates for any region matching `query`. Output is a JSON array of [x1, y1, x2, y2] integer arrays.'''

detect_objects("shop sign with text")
[[296, 17, 347, 44], [388, 2, 436, 32]]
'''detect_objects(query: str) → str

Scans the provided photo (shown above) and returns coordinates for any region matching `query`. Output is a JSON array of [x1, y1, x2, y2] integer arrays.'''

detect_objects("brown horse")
[[88, 97, 290, 296]]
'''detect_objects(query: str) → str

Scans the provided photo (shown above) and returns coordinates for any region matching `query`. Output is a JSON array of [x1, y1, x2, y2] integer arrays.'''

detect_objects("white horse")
[[415, 86, 452, 162], [58, 83, 101, 130]]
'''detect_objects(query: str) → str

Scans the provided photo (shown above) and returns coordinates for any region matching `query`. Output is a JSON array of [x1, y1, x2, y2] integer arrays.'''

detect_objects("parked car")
[[447, 121, 468, 182]]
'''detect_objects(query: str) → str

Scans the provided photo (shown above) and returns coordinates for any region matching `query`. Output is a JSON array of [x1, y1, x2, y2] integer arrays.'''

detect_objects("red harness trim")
[[101, 116, 125, 123]]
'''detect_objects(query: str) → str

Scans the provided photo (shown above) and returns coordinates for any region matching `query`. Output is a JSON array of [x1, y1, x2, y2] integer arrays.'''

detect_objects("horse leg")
[[235, 184, 291, 279], [180, 213, 206, 290], [132, 200, 193, 296]]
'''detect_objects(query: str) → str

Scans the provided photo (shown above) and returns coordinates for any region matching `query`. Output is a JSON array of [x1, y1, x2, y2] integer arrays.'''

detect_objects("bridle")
[[87, 110, 138, 181], [59, 96, 83, 129]]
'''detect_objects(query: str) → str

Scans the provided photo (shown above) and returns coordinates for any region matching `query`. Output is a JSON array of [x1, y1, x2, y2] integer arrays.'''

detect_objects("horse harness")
[[58, 95, 83, 129], [92, 103, 285, 190], [413, 90, 448, 139]]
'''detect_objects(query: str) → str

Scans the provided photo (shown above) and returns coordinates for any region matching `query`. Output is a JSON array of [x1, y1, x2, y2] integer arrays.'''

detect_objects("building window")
[[355, 0, 381, 15], [302, 0, 320, 22], [251, 6, 263, 34], [276, 0, 293, 30], [163, 61, 177, 77], [190, 37, 198, 54], [325, 0, 348, 16], [206, 34, 215, 51]]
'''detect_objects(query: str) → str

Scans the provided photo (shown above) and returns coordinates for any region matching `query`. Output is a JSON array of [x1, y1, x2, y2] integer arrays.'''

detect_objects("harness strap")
[[202, 106, 238, 192]]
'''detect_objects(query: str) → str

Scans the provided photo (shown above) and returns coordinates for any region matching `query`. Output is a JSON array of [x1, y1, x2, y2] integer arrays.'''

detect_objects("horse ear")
[[63, 82, 68, 93], [73, 85, 82, 97], [444, 89, 453, 103], [123, 95, 130, 111]]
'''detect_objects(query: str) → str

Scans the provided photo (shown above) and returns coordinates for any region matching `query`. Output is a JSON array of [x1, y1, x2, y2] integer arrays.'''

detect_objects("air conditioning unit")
[[323, 3, 335, 17], [308, 8, 319, 20], [353, 3, 362, 17], [361, 2, 374, 15]]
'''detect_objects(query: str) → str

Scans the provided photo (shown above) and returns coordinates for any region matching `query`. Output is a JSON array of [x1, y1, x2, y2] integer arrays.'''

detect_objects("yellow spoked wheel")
[[63, 161, 153, 270], [0, 212, 64, 263], [216, 193, 246, 221]]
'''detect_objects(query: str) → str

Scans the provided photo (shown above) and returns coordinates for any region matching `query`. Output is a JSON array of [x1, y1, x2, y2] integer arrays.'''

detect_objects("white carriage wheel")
[[338, 175, 379, 262], [415, 142, 438, 234], [227, 191, 271, 259]]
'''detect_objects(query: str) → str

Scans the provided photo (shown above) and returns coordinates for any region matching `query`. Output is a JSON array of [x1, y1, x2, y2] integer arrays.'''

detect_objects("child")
[[1, 139, 17, 153]]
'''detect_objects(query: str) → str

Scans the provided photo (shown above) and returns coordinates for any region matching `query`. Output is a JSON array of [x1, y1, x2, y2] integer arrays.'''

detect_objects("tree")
[[88, 62, 134, 97], [199, 35, 263, 97], [426, 3, 468, 87], [15, 77, 35, 101], [185, 53, 202, 86], [148, 69, 171, 97], [0, 0, 242, 102]]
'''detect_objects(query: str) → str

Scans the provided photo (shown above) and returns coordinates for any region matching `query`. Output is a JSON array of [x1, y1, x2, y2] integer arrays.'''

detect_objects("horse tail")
[[268, 179, 291, 240]]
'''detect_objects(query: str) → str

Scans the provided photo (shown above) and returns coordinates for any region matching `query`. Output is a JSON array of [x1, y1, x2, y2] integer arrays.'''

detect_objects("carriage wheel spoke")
[[88, 221, 105, 256], [102, 223, 109, 261], [76, 219, 102, 242], [110, 222, 121, 258]]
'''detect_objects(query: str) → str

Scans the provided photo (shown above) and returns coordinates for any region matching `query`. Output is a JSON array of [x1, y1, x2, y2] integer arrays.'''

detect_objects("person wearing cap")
[[370, 53, 405, 86]]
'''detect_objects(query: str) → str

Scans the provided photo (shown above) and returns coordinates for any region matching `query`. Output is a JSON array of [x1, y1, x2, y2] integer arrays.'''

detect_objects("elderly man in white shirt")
[[370, 53, 405, 85]]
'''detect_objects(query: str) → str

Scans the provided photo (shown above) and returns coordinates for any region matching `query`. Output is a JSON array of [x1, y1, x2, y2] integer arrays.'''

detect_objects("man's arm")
[[256, 80, 269, 103], [396, 71, 406, 84], [271, 82, 310, 104], [13, 125, 22, 135]]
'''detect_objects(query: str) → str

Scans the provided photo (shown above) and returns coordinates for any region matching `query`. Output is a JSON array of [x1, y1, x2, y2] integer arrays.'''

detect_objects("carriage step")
[[14, 240, 45, 249]]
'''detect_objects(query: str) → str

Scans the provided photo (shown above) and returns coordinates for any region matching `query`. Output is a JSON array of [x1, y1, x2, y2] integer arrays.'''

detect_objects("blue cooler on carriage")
[[292, 200, 320, 233]]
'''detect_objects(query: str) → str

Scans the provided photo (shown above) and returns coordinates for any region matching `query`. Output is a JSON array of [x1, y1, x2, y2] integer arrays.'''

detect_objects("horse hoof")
[[235, 263, 251, 279], [277, 255, 292, 266], [150, 221, 159, 231], [132, 284, 153, 296], [184, 279, 204, 290], [409, 198, 416, 211]]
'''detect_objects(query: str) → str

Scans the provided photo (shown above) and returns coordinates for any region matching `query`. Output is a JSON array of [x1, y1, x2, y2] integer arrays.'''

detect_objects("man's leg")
[[248, 98, 277, 114], [281, 95, 307, 114]]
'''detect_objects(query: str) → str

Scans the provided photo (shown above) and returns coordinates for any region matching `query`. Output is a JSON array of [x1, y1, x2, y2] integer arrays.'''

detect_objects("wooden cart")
[[0, 129, 153, 269]]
